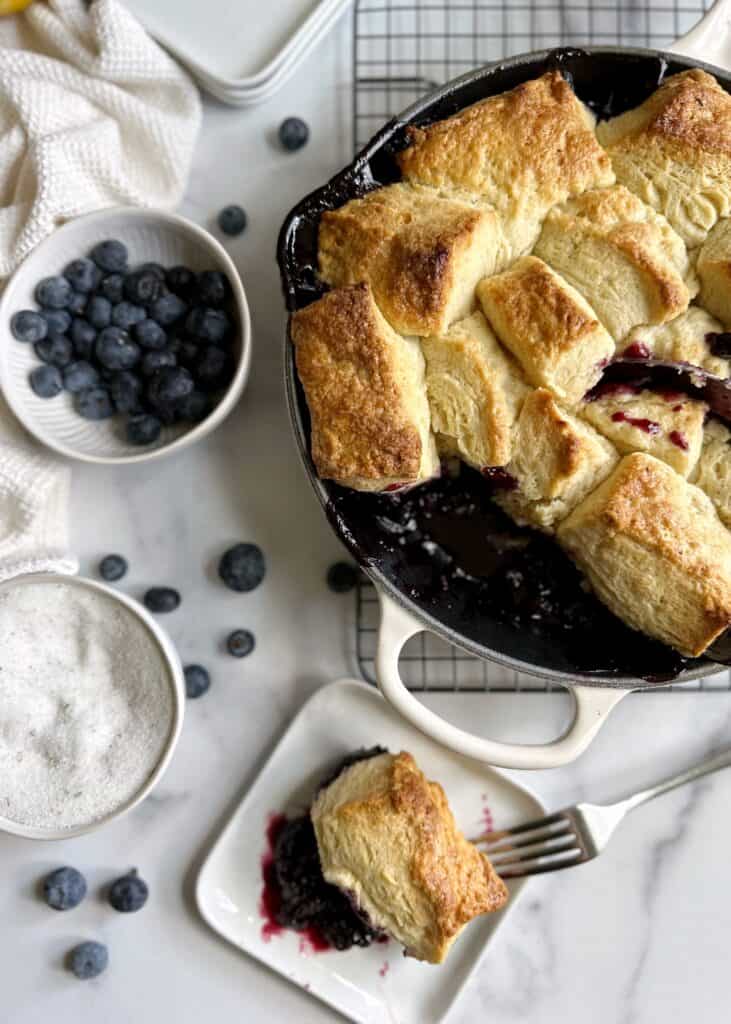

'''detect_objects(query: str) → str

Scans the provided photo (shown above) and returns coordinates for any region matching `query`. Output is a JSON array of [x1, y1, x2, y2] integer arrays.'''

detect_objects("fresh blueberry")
[[111, 301, 146, 330], [109, 370, 143, 412], [96, 327, 140, 370], [326, 562, 358, 593], [63, 258, 99, 293], [165, 265, 196, 298], [11, 310, 47, 343], [196, 270, 229, 307], [218, 543, 266, 592], [226, 629, 255, 658], [42, 309, 72, 336], [30, 364, 63, 398], [178, 390, 209, 422], [99, 553, 128, 581], [147, 366, 193, 408], [71, 318, 97, 358], [67, 290, 88, 317], [63, 361, 100, 393], [194, 345, 229, 390], [68, 941, 108, 980], [141, 349, 177, 376], [42, 866, 87, 911], [217, 205, 247, 237], [138, 262, 166, 281], [35, 275, 72, 310], [177, 339, 200, 369], [186, 306, 230, 345], [127, 413, 162, 446], [150, 292, 187, 326], [184, 664, 210, 699], [100, 273, 125, 304], [91, 239, 128, 273], [75, 387, 114, 420], [87, 295, 112, 329], [133, 318, 167, 350], [35, 335, 73, 367], [124, 269, 163, 306], [279, 116, 309, 152], [143, 586, 180, 612], [108, 869, 148, 913]]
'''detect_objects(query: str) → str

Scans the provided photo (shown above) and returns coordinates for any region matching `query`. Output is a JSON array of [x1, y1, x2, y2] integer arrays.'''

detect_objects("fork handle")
[[619, 747, 731, 814]]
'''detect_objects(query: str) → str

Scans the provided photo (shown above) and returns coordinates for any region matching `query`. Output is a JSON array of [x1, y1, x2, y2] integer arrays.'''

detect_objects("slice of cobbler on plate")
[[621, 306, 730, 378], [291, 283, 438, 493], [597, 70, 731, 247]]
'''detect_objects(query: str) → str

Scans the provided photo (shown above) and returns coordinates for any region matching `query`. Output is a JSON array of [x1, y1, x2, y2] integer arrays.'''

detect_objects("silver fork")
[[475, 747, 731, 879]]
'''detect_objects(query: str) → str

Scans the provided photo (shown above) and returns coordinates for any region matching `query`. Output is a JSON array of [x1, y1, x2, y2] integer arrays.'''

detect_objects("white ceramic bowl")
[[0, 207, 251, 464], [0, 573, 186, 841]]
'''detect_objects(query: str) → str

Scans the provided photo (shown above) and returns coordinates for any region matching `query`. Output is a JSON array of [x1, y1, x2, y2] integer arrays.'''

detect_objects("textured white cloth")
[[0, 0, 201, 280]]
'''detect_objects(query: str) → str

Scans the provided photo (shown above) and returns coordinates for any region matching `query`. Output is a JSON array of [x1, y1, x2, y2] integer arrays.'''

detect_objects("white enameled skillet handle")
[[667, 0, 731, 67], [375, 590, 628, 769]]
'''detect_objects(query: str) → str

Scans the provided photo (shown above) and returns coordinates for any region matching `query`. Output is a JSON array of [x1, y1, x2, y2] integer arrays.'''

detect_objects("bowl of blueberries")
[[0, 206, 251, 463]]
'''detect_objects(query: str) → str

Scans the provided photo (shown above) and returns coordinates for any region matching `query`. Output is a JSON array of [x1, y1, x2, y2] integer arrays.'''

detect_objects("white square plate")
[[195, 679, 544, 1024]]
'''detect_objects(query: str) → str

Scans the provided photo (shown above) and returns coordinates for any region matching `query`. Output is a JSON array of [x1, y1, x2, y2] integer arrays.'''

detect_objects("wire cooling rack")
[[350, 0, 730, 693]]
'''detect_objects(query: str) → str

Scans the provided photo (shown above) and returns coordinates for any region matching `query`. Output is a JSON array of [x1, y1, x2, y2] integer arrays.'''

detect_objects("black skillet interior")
[[278, 47, 725, 686]]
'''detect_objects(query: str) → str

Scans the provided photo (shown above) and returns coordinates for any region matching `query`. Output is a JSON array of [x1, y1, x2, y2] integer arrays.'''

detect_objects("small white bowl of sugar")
[[0, 573, 185, 840]]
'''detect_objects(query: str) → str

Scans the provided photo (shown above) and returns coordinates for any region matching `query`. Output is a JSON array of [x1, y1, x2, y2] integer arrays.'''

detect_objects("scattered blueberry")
[[35, 275, 72, 310], [186, 307, 230, 345], [184, 664, 210, 699], [108, 869, 148, 913], [326, 562, 358, 594], [68, 941, 108, 980], [195, 345, 228, 389], [124, 269, 163, 306], [75, 387, 114, 420], [91, 239, 128, 273], [30, 364, 63, 398], [217, 204, 247, 237], [110, 370, 143, 412], [111, 301, 146, 331], [143, 586, 180, 613], [11, 310, 47, 343], [165, 265, 196, 299], [87, 295, 112, 329], [96, 327, 140, 370], [150, 292, 187, 326], [99, 553, 128, 582], [196, 271, 229, 307], [43, 309, 72, 336], [279, 116, 309, 152], [64, 258, 99, 293], [134, 318, 167, 350], [178, 390, 209, 422], [147, 366, 193, 408], [127, 413, 162, 446], [67, 291, 88, 317], [100, 273, 125, 303], [34, 335, 73, 368], [63, 361, 100, 394], [42, 866, 87, 911], [226, 629, 255, 658], [218, 543, 266, 592]]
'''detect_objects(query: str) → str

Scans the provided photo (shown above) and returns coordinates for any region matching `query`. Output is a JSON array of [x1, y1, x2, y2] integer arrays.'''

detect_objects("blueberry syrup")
[[610, 410, 661, 435], [706, 331, 731, 358], [260, 813, 287, 942], [481, 466, 518, 490], [669, 430, 689, 451], [379, 961, 390, 978], [585, 380, 641, 402], [480, 793, 494, 834], [622, 341, 651, 360]]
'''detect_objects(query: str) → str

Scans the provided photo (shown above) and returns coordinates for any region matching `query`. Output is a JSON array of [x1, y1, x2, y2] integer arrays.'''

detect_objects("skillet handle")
[[667, 0, 731, 67], [375, 591, 628, 769]]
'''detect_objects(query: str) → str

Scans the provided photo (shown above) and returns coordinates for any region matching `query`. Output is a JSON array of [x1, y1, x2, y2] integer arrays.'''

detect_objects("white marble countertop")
[[3, 10, 731, 1024]]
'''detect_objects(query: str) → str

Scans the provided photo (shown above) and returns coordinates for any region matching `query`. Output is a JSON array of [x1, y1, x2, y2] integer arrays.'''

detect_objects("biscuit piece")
[[597, 70, 731, 247], [534, 185, 696, 341], [421, 312, 527, 469], [557, 453, 731, 657], [697, 218, 731, 329], [496, 388, 619, 532], [291, 284, 439, 491], [690, 419, 731, 528], [622, 306, 730, 378], [397, 71, 614, 263], [318, 183, 502, 336], [311, 751, 508, 964], [476, 256, 614, 405], [581, 384, 706, 477]]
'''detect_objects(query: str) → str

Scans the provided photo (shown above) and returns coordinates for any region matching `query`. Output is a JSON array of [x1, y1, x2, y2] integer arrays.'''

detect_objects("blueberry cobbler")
[[262, 747, 507, 964], [289, 69, 731, 663]]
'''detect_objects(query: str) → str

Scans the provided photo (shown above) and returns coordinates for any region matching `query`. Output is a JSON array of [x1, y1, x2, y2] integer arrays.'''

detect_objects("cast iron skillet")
[[277, 9, 731, 768]]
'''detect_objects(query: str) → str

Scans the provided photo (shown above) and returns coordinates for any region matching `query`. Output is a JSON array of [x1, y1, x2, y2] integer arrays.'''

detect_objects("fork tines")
[[473, 812, 585, 878]]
